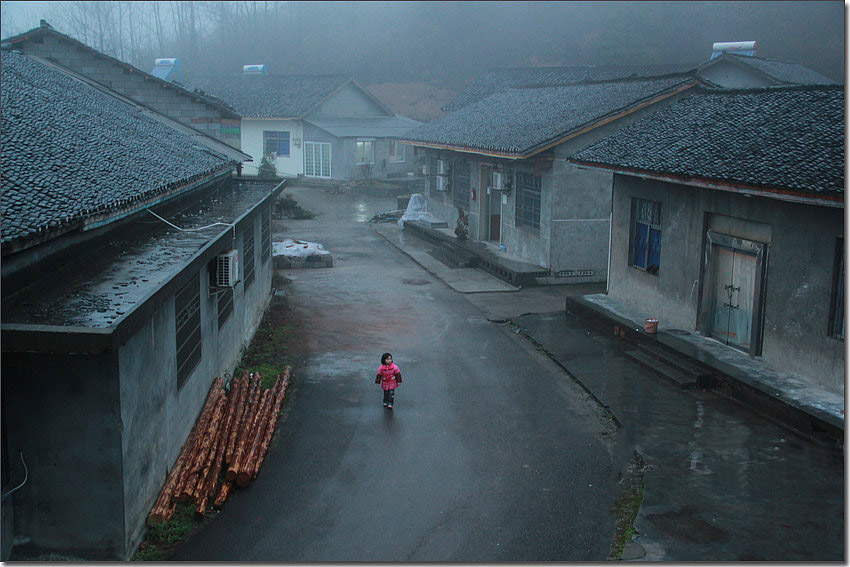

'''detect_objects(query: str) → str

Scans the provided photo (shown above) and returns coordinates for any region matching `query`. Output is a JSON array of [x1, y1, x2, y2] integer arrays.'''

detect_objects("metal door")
[[709, 246, 757, 351]]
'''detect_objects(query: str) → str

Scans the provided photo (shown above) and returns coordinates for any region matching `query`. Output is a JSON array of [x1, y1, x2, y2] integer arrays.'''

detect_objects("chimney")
[[710, 41, 757, 60]]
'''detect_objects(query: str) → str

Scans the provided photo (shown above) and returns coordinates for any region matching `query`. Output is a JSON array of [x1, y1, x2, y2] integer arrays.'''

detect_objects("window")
[[829, 237, 844, 339], [218, 287, 233, 330], [630, 198, 662, 274], [176, 275, 202, 388], [356, 139, 375, 164], [515, 171, 541, 230], [305, 142, 331, 178], [243, 226, 255, 288], [389, 140, 406, 162], [452, 160, 471, 209], [261, 208, 271, 265], [263, 131, 290, 157]]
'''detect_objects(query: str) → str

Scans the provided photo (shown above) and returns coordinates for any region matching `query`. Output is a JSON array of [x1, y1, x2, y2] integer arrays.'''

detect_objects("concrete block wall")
[[16, 35, 226, 141]]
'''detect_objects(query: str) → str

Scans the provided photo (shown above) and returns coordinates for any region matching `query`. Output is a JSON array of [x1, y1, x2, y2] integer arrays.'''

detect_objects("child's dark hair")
[[381, 352, 392, 364]]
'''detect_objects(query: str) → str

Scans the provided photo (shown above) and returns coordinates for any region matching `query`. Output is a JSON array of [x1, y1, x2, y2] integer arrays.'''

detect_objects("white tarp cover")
[[398, 193, 440, 228], [273, 238, 330, 258]]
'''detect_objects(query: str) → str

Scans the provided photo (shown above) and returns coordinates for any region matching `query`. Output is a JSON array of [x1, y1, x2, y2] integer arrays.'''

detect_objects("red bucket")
[[644, 318, 658, 334]]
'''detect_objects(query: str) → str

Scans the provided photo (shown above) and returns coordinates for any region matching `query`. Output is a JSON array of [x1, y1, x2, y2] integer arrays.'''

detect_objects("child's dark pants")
[[382, 388, 395, 407]]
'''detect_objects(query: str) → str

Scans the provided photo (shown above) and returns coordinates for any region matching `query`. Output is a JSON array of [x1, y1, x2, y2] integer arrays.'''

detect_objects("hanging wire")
[[1, 451, 28, 502], [146, 209, 235, 240]]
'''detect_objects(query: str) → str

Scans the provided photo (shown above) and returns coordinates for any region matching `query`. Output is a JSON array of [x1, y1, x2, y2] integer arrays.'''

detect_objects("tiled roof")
[[571, 85, 844, 199], [305, 115, 422, 138], [1, 22, 239, 117], [402, 77, 695, 157], [189, 74, 352, 118], [1, 50, 237, 248], [724, 54, 838, 85], [443, 64, 697, 111]]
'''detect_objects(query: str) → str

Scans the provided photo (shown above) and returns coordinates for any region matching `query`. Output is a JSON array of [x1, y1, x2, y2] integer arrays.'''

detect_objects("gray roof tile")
[[189, 74, 351, 118], [403, 77, 695, 157], [1, 50, 235, 247], [443, 64, 697, 111], [571, 85, 844, 198]]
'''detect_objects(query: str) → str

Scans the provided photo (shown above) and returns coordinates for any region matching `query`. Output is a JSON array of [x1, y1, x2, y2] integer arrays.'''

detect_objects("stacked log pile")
[[147, 367, 292, 526]]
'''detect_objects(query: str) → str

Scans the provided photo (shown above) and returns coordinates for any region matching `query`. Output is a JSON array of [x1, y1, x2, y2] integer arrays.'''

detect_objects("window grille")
[[218, 287, 233, 330], [175, 275, 202, 388], [243, 226, 255, 288], [630, 198, 662, 274], [261, 208, 271, 265], [515, 171, 541, 230], [452, 161, 471, 209]]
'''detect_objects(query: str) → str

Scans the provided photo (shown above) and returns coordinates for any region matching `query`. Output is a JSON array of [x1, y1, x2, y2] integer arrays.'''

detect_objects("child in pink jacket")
[[375, 352, 402, 409]]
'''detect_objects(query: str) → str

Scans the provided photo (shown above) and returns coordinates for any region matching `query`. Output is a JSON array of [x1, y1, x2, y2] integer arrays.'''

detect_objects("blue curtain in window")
[[633, 223, 649, 268], [648, 227, 662, 269]]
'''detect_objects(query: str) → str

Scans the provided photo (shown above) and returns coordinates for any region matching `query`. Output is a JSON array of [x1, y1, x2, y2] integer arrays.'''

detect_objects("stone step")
[[637, 341, 716, 385], [624, 348, 699, 389]]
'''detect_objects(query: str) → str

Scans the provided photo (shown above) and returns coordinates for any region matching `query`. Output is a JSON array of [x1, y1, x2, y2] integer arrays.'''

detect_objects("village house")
[[1, 20, 243, 149], [570, 84, 844, 397], [400, 71, 700, 284], [189, 69, 421, 181], [1, 47, 281, 561]]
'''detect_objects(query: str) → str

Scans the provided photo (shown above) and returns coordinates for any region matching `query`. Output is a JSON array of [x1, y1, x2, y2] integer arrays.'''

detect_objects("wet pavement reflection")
[[513, 309, 844, 561]]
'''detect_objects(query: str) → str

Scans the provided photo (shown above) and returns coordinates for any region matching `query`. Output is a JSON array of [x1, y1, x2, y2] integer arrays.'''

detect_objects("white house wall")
[[241, 118, 304, 177]]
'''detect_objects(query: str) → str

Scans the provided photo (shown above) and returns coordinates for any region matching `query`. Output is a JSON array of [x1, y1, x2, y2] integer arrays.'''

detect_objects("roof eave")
[[571, 160, 844, 208]]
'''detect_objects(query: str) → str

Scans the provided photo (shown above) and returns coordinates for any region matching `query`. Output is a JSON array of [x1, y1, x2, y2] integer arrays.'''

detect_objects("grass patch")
[[132, 503, 198, 561], [608, 452, 645, 560]]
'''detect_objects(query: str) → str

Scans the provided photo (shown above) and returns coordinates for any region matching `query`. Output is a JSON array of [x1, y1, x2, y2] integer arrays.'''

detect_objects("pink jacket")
[[376, 363, 401, 390]]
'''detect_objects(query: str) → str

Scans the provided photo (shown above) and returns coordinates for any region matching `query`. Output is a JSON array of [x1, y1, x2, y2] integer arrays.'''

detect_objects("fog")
[[1, 1, 844, 88]]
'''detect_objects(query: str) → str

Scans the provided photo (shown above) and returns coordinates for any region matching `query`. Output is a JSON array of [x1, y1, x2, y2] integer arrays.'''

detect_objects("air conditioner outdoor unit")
[[436, 176, 449, 191], [437, 159, 448, 175], [216, 250, 239, 287], [492, 171, 503, 190]]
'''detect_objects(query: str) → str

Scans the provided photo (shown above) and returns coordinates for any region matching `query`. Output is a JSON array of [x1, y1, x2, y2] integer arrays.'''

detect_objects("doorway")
[[700, 231, 767, 355], [480, 164, 500, 242]]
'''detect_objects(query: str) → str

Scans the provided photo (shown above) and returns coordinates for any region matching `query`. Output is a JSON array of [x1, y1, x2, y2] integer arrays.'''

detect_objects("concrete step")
[[624, 348, 699, 389], [636, 341, 717, 388]]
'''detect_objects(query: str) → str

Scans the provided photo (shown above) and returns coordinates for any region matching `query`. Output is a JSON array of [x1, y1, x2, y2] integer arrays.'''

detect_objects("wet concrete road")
[[168, 184, 626, 562], [513, 310, 845, 561]]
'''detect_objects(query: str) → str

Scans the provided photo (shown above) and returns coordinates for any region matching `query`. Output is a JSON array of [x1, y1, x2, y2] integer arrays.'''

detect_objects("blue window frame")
[[263, 131, 290, 157], [630, 198, 662, 274]]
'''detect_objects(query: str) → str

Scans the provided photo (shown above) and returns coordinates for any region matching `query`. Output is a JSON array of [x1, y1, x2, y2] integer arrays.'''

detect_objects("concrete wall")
[[15, 34, 233, 142], [608, 174, 844, 394], [118, 197, 275, 558], [241, 119, 304, 178], [1, 350, 125, 559], [1, 187, 280, 560], [419, 85, 696, 284]]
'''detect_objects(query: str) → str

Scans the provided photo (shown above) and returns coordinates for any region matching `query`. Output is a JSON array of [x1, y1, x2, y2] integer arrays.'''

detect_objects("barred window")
[[218, 287, 233, 329], [175, 275, 202, 389], [452, 160, 471, 209], [515, 171, 541, 230], [263, 131, 290, 157], [243, 226, 255, 288], [261, 209, 271, 265], [630, 198, 662, 274]]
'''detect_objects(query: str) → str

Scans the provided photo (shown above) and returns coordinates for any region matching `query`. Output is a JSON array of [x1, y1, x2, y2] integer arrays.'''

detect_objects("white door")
[[304, 142, 331, 178], [710, 246, 757, 351]]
